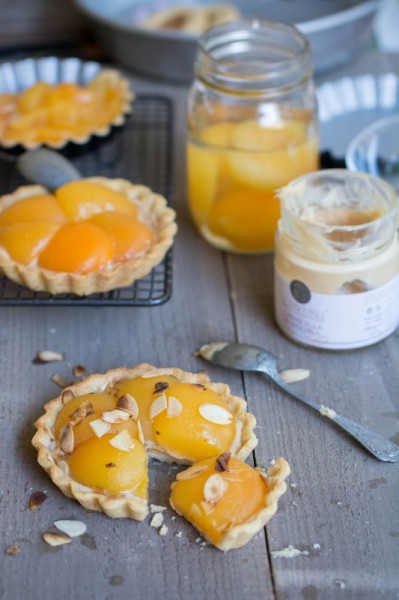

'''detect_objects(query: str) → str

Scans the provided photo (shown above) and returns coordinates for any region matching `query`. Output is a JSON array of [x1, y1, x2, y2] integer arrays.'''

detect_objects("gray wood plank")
[[224, 238, 399, 600]]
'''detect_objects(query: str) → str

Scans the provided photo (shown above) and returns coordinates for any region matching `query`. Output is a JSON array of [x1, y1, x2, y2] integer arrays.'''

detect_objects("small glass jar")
[[186, 18, 319, 254], [274, 170, 399, 350]]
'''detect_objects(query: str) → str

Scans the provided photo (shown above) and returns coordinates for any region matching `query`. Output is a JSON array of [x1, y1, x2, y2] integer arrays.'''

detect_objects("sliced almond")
[[54, 519, 87, 538], [153, 381, 169, 394], [72, 364, 86, 378], [59, 424, 74, 454], [279, 368, 310, 384], [109, 430, 135, 452], [36, 350, 64, 363], [215, 452, 231, 472], [176, 464, 209, 481], [28, 491, 48, 511], [5, 544, 21, 555], [69, 406, 87, 420], [166, 395, 182, 418], [42, 532, 71, 547], [80, 401, 94, 416], [203, 473, 228, 504], [117, 394, 139, 420], [149, 393, 167, 419], [198, 403, 232, 425], [89, 419, 111, 438], [52, 374, 68, 388], [61, 389, 75, 405], [101, 409, 131, 424]]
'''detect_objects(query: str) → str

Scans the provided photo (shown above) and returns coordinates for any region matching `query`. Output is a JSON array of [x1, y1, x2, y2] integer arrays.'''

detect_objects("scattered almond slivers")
[[42, 532, 72, 547], [279, 368, 310, 384], [36, 350, 64, 363], [52, 374, 68, 388], [198, 403, 232, 425], [54, 519, 87, 538], [61, 389, 75, 404], [101, 409, 131, 424], [117, 394, 139, 419], [203, 473, 228, 504], [89, 419, 111, 438], [149, 393, 167, 419], [166, 395, 182, 418], [28, 491, 48, 511], [109, 430, 135, 452], [59, 423, 74, 454]]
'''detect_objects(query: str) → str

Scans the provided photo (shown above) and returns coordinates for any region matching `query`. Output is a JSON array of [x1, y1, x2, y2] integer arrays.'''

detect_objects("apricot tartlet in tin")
[[0, 177, 177, 295], [0, 68, 133, 149], [32, 364, 258, 522]]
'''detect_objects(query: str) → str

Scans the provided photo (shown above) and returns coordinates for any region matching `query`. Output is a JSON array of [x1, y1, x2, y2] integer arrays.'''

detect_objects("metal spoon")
[[16, 148, 81, 190], [197, 342, 399, 463]]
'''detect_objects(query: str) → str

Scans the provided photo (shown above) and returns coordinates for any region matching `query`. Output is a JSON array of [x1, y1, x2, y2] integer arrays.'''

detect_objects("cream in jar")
[[274, 170, 399, 349]]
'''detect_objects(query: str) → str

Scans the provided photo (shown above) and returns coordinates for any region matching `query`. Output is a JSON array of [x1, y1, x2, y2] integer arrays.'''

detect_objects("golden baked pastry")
[[142, 3, 240, 34], [170, 454, 290, 551], [0, 177, 177, 295], [32, 364, 258, 521], [0, 69, 133, 149]]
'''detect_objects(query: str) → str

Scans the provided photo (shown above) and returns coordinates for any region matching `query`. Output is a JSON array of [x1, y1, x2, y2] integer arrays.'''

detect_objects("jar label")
[[274, 270, 399, 350]]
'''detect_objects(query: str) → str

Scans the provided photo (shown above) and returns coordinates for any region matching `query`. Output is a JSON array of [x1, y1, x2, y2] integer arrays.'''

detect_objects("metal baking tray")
[[0, 94, 174, 307]]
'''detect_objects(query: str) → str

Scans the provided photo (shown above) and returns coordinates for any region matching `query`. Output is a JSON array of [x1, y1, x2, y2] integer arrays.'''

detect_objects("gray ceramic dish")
[[72, 0, 381, 82]]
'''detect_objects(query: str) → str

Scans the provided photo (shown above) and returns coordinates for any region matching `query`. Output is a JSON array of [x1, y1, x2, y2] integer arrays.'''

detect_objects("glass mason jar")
[[274, 170, 399, 350], [186, 18, 319, 254]]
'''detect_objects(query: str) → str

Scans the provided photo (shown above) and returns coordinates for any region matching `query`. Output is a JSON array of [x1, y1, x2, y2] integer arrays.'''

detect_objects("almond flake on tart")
[[170, 454, 290, 551], [32, 364, 258, 520], [0, 69, 133, 150], [0, 177, 177, 295]]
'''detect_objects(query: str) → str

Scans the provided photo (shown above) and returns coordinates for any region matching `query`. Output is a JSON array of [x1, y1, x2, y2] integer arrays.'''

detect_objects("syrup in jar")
[[187, 18, 319, 253]]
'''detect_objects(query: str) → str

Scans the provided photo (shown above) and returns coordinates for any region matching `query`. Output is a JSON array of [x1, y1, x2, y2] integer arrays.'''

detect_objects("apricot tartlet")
[[170, 454, 290, 551], [0, 69, 133, 149], [32, 364, 258, 521], [0, 177, 177, 295]]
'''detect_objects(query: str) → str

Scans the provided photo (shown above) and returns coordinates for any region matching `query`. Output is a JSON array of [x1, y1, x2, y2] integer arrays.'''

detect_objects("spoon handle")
[[271, 374, 399, 462]]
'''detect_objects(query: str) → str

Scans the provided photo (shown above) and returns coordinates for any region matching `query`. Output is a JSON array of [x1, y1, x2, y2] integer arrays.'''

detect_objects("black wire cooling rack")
[[0, 95, 174, 306]]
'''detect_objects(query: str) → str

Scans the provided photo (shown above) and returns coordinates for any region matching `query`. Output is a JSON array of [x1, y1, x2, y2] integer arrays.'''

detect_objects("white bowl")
[[345, 114, 399, 193]]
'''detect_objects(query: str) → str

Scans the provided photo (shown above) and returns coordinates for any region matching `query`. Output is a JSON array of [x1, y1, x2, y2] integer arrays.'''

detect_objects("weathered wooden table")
[[0, 50, 398, 600]]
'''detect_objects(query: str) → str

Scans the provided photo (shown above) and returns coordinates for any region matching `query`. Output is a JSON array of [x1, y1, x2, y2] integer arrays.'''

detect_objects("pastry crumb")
[[150, 513, 164, 528], [334, 579, 346, 589], [159, 525, 168, 536], [150, 504, 167, 513], [320, 405, 337, 418], [271, 545, 309, 558], [175, 531, 183, 538]]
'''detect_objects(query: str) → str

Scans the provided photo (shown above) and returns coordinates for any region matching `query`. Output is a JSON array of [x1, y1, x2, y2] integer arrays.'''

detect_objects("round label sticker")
[[290, 280, 311, 304]]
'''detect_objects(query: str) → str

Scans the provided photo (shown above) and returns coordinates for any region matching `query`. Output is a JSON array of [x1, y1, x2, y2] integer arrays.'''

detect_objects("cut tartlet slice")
[[0, 68, 133, 150], [0, 177, 177, 295], [32, 364, 257, 520], [170, 454, 290, 551]]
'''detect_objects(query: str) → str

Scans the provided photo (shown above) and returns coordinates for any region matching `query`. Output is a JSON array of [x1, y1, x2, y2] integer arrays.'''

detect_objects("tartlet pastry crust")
[[0, 177, 177, 295], [32, 364, 257, 520], [0, 69, 133, 150]]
